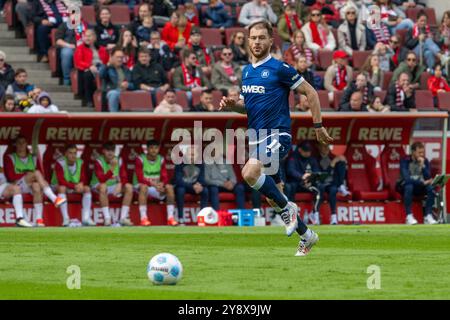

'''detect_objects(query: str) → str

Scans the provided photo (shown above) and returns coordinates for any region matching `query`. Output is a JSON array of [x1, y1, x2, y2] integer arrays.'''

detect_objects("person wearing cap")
[[284, 141, 322, 225], [337, 6, 366, 57], [188, 27, 214, 76], [324, 50, 354, 104], [301, 6, 337, 53]]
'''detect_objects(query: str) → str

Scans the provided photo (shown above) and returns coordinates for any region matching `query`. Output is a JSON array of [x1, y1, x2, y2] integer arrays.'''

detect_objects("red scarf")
[[395, 83, 404, 108], [74, 20, 88, 46], [373, 23, 390, 44], [333, 65, 347, 90], [39, 0, 68, 20], [181, 64, 201, 88], [361, 86, 369, 105], [412, 23, 431, 38], [309, 21, 323, 47], [291, 45, 313, 65], [285, 14, 302, 36], [392, 47, 400, 66]]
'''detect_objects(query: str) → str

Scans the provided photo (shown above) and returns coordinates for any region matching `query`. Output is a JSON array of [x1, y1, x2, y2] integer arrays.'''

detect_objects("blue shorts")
[[248, 133, 291, 184]]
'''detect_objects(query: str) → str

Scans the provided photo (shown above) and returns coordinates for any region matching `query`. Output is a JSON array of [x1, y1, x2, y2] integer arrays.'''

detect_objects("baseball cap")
[[297, 141, 312, 152], [333, 50, 348, 60]]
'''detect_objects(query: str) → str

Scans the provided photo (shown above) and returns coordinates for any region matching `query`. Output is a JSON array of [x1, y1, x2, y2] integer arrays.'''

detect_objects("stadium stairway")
[[0, 16, 86, 112]]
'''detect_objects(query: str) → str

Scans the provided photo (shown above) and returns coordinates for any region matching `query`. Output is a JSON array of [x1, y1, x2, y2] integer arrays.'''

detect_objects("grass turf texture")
[[1, 225, 450, 299]]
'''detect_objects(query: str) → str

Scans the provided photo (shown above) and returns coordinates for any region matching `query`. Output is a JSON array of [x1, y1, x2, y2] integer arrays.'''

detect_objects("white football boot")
[[16, 218, 33, 228], [330, 214, 338, 225], [279, 201, 299, 237], [295, 231, 319, 257], [82, 218, 96, 226], [406, 214, 418, 225], [424, 214, 438, 225]]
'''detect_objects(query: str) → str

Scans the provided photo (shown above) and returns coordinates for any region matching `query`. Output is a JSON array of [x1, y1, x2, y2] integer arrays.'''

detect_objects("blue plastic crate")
[[228, 209, 255, 227]]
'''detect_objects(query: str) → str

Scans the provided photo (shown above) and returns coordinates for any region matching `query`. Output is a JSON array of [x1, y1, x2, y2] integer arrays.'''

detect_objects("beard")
[[249, 45, 270, 59]]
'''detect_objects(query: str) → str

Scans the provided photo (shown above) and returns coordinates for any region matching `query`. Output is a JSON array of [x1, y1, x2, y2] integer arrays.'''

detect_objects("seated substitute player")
[[4, 136, 66, 227], [219, 20, 333, 256], [90, 142, 133, 226], [51, 144, 95, 227], [133, 140, 177, 226], [0, 168, 32, 227]]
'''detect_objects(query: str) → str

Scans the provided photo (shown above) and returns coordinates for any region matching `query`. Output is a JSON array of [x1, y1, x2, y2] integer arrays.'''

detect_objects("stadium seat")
[[380, 144, 407, 199], [120, 143, 144, 182], [93, 90, 104, 112], [406, 8, 437, 27], [200, 28, 224, 46], [382, 71, 393, 90], [333, 90, 344, 110], [272, 28, 283, 49], [48, 46, 58, 75], [107, 5, 131, 26], [437, 92, 450, 111], [374, 90, 387, 103], [81, 6, 96, 26], [224, 27, 246, 45], [25, 24, 35, 50], [295, 193, 314, 202], [4, 0, 13, 27], [415, 90, 435, 111], [317, 90, 331, 109], [420, 72, 431, 90], [70, 69, 79, 95], [50, 28, 57, 46], [119, 91, 153, 112], [352, 51, 371, 70], [289, 92, 297, 111], [396, 29, 408, 46], [318, 50, 333, 70], [345, 144, 389, 200]]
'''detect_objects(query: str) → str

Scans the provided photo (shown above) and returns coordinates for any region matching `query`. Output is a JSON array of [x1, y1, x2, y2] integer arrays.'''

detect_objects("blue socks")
[[251, 174, 288, 209]]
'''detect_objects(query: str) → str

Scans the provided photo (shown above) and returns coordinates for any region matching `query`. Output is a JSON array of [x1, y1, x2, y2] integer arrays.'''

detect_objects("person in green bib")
[[90, 142, 133, 226], [3, 136, 67, 227], [134, 140, 177, 226], [51, 144, 95, 227]]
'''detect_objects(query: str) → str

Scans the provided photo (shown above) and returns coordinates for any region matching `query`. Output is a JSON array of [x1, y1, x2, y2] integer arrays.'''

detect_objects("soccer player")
[[133, 140, 177, 226], [90, 142, 134, 226], [3, 136, 66, 227], [219, 20, 333, 256], [51, 144, 95, 227], [0, 168, 32, 227]]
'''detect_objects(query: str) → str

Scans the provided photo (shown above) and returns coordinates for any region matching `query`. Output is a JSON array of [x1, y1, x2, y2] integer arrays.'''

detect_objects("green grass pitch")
[[1, 225, 450, 300]]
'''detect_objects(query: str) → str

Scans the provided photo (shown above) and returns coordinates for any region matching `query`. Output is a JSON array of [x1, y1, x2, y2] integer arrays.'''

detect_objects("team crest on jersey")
[[261, 69, 270, 78]]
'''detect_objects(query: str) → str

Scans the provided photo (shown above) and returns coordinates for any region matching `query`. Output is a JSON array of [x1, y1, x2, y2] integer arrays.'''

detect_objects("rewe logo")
[[241, 85, 265, 94]]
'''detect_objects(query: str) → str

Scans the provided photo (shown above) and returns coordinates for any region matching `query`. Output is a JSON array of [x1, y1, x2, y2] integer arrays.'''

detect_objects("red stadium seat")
[[345, 144, 389, 200], [289, 92, 297, 111], [380, 144, 407, 200], [50, 28, 58, 46], [406, 8, 437, 27], [415, 90, 435, 111], [374, 90, 387, 103], [295, 193, 314, 202], [119, 91, 153, 112], [48, 46, 58, 75], [420, 72, 431, 90], [70, 69, 79, 95], [272, 28, 283, 49], [26, 24, 35, 50], [107, 5, 131, 26], [93, 90, 104, 112], [318, 50, 333, 70], [396, 29, 408, 46], [382, 71, 393, 91], [224, 27, 246, 45], [317, 90, 331, 110], [200, 28, 223, 46], [352, 50, 371, 70], [437, 92, 450, 111], [81, 6, 96, 25], [333, 90, 344, 110], [4, 0, 13, 27]]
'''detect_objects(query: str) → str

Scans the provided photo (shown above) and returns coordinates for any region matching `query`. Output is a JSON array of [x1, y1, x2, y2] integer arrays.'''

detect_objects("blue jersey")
[[240, 55, 304, 137]]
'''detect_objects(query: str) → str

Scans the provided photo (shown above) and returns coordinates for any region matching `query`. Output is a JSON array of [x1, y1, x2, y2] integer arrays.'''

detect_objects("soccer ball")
[[147, 253, 183, 285]]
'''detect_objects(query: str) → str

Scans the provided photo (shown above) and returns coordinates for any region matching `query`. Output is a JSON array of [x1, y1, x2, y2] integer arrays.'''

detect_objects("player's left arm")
[[296, 81, 334, 144]]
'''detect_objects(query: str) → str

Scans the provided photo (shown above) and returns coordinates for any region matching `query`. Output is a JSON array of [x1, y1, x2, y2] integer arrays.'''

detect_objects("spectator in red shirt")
[[4, 136, 66, 227], [90, 142, 133, 226], [184, 2, 200, 26], [161, 11, 192, 51], [133, 140, 177, 227], [74, 29, 109, 108], [428, 64, 450, 107], [51, 144, 94, 227]]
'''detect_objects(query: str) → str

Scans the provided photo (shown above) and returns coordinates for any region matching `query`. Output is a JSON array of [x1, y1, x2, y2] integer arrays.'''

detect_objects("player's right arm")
[[218, 97, 246, 114]]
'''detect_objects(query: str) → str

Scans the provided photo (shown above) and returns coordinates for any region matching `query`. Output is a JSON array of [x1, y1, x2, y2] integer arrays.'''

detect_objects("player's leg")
[[165, 184, 177, 226], [119, 183, 133, 226], [233, 183, 246, 209], [81, 185, 95, 226], [96, 183, 111, 226], [32, 170, 66, 207], [175, 185, 186, 224], [56, 185, 70, 226], [31, 182, 45, 227], [1, 184, 32, 227], [209, 185, 220, 211], [138, 184, 151, 226], [328, 185, 338, 225], [422, 184, 438, 225], [403, 182, 418, 225]]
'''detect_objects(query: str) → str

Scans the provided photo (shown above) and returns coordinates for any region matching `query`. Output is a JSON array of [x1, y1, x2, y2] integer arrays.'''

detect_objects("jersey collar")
[[252, 54, 272, 69]]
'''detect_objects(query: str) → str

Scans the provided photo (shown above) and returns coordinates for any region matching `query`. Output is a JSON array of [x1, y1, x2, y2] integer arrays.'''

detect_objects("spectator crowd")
[[1, 0, 450, 112]]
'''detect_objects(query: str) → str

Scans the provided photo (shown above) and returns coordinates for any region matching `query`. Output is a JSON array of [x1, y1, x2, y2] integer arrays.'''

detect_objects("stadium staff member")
[[398, 141, 438, 225], [51, 144, 95, 227], [133, 140, 177, 227], [90, 142, 133, 226], [3, 136, 66, 227]]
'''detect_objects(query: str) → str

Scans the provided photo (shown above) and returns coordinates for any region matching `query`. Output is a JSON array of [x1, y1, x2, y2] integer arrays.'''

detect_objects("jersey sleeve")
[[278, 62, 304, 91]]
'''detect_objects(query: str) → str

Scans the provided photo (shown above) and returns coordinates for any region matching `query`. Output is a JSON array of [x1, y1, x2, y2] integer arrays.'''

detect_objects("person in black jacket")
[[94, 7, 119, 50], [191, 89, 216, 112], [339, 73, 374, 111], [127, 2, 151, 36], [0, 51, 15, 98], [131, 48, 170, 106], [385, 72, 416, 112]]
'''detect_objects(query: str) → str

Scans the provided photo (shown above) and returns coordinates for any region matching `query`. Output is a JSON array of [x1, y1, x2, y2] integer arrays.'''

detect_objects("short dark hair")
[[14, 135, 27, 144], [15, 68, 27, 77], [111, 47, 124, 56], [411, 141, 425, 151], [102, 142, 115, 151], [146, 139, 160, 147], [65, 144, 78, 151], [201, 89, 213, 95], [417, 10, 428, 20], [248, 19, 273, 38], [181, 48, 195, 60], [165, 89, 176, 95], [138, 47, 150, 56]]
